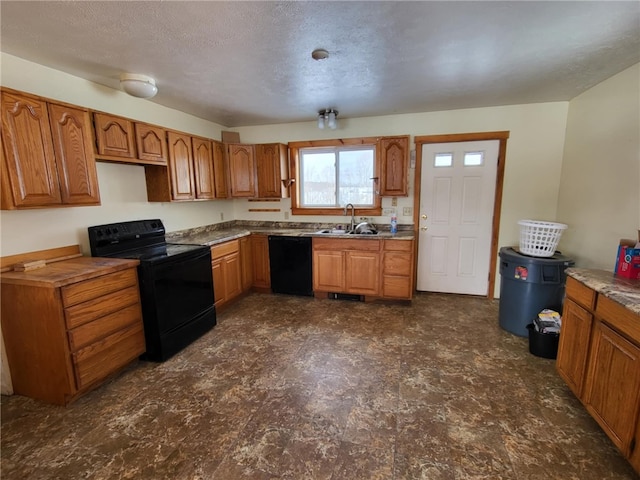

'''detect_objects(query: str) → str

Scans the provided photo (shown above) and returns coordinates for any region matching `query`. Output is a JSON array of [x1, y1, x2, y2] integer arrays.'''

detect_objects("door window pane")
[[464, 151, 484, 166], [434, 153, 453, 167]]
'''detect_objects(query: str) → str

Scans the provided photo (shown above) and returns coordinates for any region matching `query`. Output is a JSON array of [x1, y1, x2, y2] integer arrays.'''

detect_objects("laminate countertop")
[[166, 222, 415, 247], [566, 268, 640, 315]]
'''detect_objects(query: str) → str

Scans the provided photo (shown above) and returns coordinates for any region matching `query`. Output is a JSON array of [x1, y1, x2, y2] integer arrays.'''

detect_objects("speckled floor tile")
[[2, 292, 639, 479]]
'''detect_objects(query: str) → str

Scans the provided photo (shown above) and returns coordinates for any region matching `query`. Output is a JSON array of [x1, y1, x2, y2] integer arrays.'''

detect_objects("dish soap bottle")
[[390, 213, 398, 234]]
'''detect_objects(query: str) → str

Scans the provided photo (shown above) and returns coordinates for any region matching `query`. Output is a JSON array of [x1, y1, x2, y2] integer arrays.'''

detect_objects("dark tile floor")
[[2, 293, 638, 479]]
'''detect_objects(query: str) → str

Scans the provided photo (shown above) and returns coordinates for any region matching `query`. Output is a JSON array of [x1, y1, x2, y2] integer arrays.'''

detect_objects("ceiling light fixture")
[[317, 109, 338, 130], [119, 73, 158, 99], [311, 48, 329, 61]]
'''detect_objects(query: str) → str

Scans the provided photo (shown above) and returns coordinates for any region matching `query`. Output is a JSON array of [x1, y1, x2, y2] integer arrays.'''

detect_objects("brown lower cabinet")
[[250, 234, 271, 291], [211, 239, 242, 309], [312, 237, 414, 300], [0, 258, 145, 405], [556, 276, 640, 474]]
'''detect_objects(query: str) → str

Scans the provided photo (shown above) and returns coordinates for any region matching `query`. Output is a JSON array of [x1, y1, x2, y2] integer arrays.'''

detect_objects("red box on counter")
[[615, 240, 640, 280]]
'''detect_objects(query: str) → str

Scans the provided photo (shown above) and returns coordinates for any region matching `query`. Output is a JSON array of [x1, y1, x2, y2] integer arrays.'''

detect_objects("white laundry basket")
[[518, 220, 568, 257]]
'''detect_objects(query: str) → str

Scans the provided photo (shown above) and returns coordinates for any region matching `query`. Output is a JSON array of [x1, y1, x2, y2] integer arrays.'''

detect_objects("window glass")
[[300, 146, 375, 207], [434, 152, 453, 167], [464, 151, 484, 166]]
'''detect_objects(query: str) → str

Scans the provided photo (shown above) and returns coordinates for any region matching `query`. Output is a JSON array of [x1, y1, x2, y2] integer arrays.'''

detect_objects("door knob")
[[420, 226, 428, 231], [421, 214, 427, 219]]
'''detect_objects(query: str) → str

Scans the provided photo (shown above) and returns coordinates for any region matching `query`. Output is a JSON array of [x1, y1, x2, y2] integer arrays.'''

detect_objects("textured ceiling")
[[1, 1, 639, 127]]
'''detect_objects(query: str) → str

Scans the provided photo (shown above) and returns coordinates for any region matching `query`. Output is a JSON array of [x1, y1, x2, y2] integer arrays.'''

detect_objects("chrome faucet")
[[344, 203, 356, 232]]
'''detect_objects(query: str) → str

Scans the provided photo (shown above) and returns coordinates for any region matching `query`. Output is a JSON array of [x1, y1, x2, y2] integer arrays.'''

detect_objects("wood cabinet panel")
[[584, 322, 640, 454], [256, 143, 289, 198], [240, 236, 253, 291], [211, 240, 243, 309], [212, 140, 229, 198], [1, 91, 62, 207], [64, 286, 141, 330], [379, 135, 409, 197], [566, 276, 596, 310], [228, 143, 256, 197], [556, 299, 593, 397], [192, 136, 215, 199], [251, 234, 271, 288], [596, 295, 640, 344], [211, 258, 225, 308], [167, 131, 195, 200], [224, 251, 242, 300], [345, 251, 380, 295], [68, 303, 142, 351], [134, 123, 167, 165], [630, 416, 640, 472], [93, 113, 136, 159], [62, 268, 137, 306], [313, 250, 345, 292]]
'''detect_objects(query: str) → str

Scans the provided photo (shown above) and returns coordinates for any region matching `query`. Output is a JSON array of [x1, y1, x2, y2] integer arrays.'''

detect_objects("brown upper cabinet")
[[256, 143, 290, 198], [93, 113, 137, 160], [167, 131, 196, 201], [135, 122, 168, 165], [379, 135, 409, 197], [1, 89, 100, 210], [192, 136, 215, 200], [212, 140, 229, 198], [227, 143, 256, 198]]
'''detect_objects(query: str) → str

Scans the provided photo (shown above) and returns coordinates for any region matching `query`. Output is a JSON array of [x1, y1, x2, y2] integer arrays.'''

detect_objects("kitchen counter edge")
[[566, 268, 640, 315]]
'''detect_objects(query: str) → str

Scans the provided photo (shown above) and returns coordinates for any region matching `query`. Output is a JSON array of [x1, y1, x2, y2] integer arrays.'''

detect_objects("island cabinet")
[[210, 239, 242, 310], [227, 143, 256, 197], [378, 135, 409, 197], [0, 257, 145, 405], [556, 275, 640, 474], [1, 89, 100, 209], [255, 143, 289, 198]]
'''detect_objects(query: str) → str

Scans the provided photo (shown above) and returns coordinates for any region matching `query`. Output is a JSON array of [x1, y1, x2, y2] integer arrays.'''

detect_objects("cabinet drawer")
[[64, 286, 140, 329], [62, 269, 138, 307], [383, 276, 412, 298], [72, 323, 145, 390], [211, 239, 239, 260], [566, 276, 596, 311], [384, 239, 413, 252], [596, 295, 640, 343], [383, 252, 412, 276], [68, 303, 142, 351], [313, 238, 380, 251]]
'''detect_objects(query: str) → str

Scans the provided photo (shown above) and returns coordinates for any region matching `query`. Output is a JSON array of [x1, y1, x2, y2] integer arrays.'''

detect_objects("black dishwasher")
[[268, 236, 313, 296]]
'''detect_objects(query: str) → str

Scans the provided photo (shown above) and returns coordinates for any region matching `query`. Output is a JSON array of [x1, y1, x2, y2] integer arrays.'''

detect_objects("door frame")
[[413, 131, 509, 299]]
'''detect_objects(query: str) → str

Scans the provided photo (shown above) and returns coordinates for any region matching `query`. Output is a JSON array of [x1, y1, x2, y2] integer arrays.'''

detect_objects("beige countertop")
[[166, 221, 415, 247], [566, 268, 640, 315]]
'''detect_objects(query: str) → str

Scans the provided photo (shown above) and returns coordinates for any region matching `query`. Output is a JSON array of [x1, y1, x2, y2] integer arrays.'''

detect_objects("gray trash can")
[[498, 246, 573, 337]]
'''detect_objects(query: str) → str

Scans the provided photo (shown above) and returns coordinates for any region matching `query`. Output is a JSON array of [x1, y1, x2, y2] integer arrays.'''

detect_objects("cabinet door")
[[313, 250, 345, 292], [556, 299, 593, 398], [240, 236, 253, 291], [134, 123, 167, 165], [382, 251, 413, 299], [212, 140, 229, 198], [211, 258, 225, 308], [1, 91, 61, 207], [47, 103, 100, 205], [256, 143, 288, 198], [584, 321, 640, 455], [345, 251, 380, 295], [167, 131, 195, 200], [251, 235, 271, 288], [93, 113, 136, 159], [224, 251, 243, 301], [379, 136, 409, 196], [630, 415, 640, 473], [192, 137, 215, 200], [228, 143, 256, 197]]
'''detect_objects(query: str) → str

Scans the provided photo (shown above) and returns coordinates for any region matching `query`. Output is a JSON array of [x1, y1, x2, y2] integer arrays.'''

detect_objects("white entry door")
[[417, 140, 499, 295]]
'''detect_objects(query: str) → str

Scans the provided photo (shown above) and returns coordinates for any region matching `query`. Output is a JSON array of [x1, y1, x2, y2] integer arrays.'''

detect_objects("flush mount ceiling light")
[[311, 48, 329, 61], [317, 109, 338, 130], [119, 73, 158, 99]]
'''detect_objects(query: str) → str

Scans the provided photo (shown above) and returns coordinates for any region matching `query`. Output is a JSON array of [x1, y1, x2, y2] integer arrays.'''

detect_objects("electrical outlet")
[[402, 207, 412, 216], [284, 211, 289, 220], [382, 208, 395, 216]]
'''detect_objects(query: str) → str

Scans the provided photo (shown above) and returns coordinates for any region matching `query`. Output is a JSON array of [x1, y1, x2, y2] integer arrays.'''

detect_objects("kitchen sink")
[[314, 229, 378, 235]]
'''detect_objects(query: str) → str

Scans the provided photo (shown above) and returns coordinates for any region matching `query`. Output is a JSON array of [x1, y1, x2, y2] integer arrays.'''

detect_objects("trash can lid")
[[499, 246, 574, 265]]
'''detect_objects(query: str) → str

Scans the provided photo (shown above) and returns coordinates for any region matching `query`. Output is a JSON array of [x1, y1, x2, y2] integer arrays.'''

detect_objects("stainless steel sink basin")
[[314, 229, 378, 235]]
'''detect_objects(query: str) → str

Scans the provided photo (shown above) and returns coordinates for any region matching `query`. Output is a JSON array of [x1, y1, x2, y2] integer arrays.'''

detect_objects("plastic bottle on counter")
[[390, 213, 398, 234]]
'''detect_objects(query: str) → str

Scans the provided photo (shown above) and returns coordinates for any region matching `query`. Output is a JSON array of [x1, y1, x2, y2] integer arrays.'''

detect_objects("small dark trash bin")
[[527, 323, 559, 359]]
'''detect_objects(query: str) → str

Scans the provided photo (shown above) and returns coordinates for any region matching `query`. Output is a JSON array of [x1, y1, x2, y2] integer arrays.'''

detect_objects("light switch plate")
[[402, 207, 412, 216], [391, 197, 398, 206]]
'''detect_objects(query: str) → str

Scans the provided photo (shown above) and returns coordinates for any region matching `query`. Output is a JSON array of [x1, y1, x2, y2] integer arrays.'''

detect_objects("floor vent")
[[328, 293, 363, 302]]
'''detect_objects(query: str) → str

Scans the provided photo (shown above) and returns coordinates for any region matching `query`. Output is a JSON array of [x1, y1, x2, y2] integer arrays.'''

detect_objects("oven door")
[[138, 246, 215, 358]]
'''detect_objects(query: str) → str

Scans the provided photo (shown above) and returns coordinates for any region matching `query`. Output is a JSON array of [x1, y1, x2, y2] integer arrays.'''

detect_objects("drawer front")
[[211, 239, 239, 260], [64, 286, 140, 330], [566, 276, 596, 311], [383, 276, 412, 298], [596, 295, 640, 343], [62, 269, 138, 307], [72, 323, 145, 390], [313, 238, 380, 251], [383, 252, 412, 276], [384, 239, 413, 252], [68, 303, 142, 351]]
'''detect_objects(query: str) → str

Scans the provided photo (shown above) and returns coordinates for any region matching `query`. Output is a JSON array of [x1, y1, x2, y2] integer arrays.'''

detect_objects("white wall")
[[557, 63, 640, 269]]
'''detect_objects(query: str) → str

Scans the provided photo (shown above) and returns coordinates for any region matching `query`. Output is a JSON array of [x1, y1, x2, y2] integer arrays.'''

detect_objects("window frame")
[[289, 137, 382, 216]]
